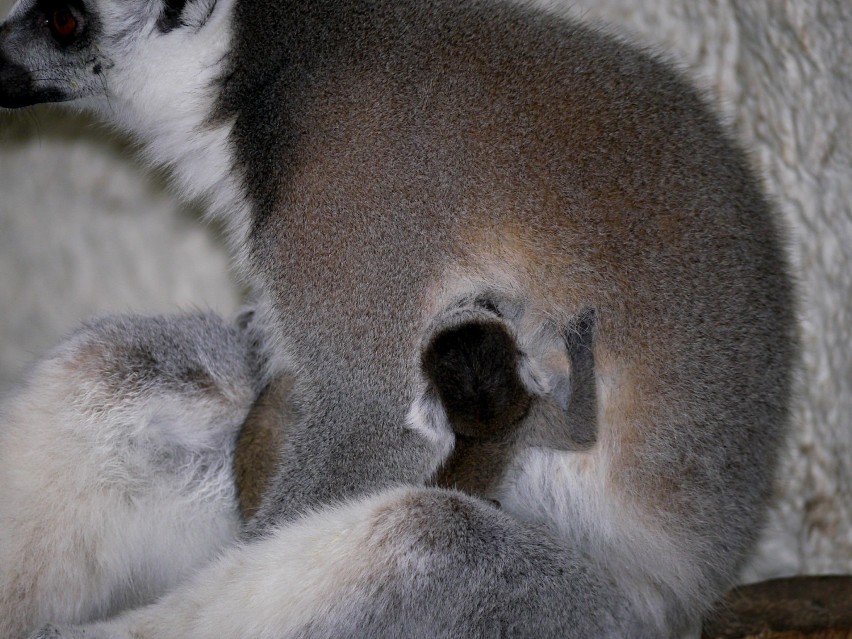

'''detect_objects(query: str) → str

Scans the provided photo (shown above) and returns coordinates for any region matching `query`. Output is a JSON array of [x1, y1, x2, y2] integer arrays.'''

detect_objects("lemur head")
[[0, 0, 232, 135]]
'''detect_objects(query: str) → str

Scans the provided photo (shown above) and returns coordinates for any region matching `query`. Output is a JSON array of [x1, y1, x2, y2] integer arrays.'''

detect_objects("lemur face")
[[0, 0, 230, 130], [0, 0, 103, 108]]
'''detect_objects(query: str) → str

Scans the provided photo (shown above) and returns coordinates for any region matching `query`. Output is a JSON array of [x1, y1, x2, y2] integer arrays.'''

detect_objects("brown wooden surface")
[[702, 576, 852, 639]]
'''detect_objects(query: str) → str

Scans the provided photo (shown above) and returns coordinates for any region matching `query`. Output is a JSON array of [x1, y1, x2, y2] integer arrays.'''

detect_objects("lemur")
[[0, 313, 261, 638], [0, 0, 796, 636]]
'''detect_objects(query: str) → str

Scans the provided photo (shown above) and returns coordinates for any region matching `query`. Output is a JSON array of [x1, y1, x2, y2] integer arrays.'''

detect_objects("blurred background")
[[0, 0, 849, 583]]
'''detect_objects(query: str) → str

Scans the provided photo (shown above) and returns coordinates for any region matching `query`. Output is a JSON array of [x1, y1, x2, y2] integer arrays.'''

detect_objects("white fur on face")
[[0, 0, 247, 239]]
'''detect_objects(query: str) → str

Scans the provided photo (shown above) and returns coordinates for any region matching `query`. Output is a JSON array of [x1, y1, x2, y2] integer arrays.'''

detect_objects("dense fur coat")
[[0, 314, 259, 638], [0, 0, 796, 637]]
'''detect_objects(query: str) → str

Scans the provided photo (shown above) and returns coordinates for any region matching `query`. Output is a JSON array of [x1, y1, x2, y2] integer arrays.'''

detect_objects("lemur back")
[[227, 0, 795, 617], [0, 0, 796, 635]]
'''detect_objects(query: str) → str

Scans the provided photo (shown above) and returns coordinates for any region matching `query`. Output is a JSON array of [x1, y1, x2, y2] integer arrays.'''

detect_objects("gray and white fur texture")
[[0, 313, 259, 638], [0, 0, 797, 637]]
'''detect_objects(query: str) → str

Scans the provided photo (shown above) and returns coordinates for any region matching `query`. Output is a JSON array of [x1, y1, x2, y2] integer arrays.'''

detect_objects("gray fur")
[[0, 312, 262, 638], [294, 490, 644, 638], [24, 488, 652, 639], [0, 0, 796, 635]]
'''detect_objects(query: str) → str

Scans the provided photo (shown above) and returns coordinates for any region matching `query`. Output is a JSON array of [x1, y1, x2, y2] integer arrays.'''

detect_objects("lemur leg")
[[30, 487, 652, 639], [243, 298, 595, 533], [234, 373, 298, 520], [241, 298, 556, 533], [0, 313, 259, 638]]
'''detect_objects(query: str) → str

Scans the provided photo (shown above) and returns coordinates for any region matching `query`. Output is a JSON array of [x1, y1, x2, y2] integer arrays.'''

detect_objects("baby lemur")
[[0, 308, 539, 637], [0, 313, 258, 638], [0, 0, 795, 636]]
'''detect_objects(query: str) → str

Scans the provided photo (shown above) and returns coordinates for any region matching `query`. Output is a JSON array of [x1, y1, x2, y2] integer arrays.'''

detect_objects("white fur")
[[79, 0, 252, 251], [0, 328, 246, 638], [32, 471, 703, 638], [404, 392, 456, 466], [498, 447, 701, 635], [70, 488, 418, 639]]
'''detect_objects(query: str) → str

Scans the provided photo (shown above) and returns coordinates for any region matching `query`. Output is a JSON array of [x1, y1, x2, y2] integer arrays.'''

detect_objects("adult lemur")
[[0, 0, 795, 636]]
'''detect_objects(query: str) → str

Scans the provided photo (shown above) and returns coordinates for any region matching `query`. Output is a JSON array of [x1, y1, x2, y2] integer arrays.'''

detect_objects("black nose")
[[0, 50, 65, 109]]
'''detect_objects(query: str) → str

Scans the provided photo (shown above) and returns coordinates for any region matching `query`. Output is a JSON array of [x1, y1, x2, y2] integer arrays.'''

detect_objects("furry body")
[[0, 314, 258, 637], [0, 0, 796, 636]]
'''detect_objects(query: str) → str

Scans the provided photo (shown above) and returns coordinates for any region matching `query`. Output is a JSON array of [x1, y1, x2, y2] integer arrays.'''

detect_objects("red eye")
[[50, 7, 77, 39]]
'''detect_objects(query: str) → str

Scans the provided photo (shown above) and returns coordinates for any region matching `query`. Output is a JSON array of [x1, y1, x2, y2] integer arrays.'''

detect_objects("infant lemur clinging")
[[0, 0, 796, 636]]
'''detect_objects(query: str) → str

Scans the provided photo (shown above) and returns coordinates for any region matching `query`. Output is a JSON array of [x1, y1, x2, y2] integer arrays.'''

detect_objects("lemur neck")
[[134, 98, 250, 250], [105, 8, 251, 249]]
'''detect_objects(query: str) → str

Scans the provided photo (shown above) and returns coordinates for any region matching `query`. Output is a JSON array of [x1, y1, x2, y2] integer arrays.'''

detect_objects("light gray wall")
[[0, 115, 242, 393], [1, 0, 849, 582]]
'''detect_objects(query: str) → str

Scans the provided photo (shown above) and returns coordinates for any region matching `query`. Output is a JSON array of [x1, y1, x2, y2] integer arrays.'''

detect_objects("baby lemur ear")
[[421, 303, 597, 451]]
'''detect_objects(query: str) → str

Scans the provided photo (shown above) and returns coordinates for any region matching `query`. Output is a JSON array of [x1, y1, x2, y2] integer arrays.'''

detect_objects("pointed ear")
[[522, 310, 598, 451]]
